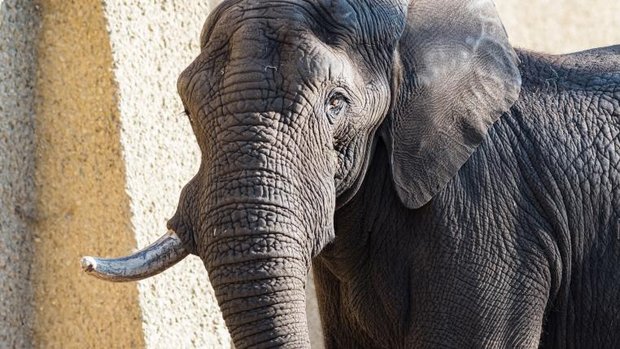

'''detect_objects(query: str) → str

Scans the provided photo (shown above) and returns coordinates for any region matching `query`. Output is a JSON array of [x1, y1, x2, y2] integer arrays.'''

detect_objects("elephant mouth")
[[80, 230, 188, 282]]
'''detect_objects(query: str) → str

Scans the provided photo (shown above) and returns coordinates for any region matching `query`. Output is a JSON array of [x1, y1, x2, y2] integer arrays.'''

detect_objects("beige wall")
[[102, 1, 230, 348], [0, 1, 618, 348], [496, 0, 620, 54], [33, 1, 145, 347]]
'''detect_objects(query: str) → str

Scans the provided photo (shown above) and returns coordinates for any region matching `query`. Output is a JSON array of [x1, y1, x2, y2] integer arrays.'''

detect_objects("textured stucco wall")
[[0, 1, 38, 347], [101, 1, 230, 348], [32, 1, 144, 347], [1, 1, 619, 349], [496, 0, 620, 54]]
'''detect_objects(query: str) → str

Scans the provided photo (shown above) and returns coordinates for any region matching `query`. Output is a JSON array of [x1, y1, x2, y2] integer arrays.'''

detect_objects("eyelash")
[[182, 109, 194, 125]]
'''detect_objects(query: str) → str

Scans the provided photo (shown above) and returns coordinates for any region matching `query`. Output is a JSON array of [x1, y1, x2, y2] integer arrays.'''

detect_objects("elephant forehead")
[[217, 27, 356, 88], [202, 0, 379, 48], [210, 0, 315, 42]]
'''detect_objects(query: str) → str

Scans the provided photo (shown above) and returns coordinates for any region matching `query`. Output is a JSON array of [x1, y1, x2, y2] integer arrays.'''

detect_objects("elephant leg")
[[312, 261, 385, 349]]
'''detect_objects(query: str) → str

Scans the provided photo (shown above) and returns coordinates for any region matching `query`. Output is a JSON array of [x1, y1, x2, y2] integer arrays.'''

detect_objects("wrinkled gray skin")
[[168, 0, 620, 347]]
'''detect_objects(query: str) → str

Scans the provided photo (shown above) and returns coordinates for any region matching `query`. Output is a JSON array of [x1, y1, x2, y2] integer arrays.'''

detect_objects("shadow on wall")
[[31, 1, 145, 348], [0, 1, 38, 347], [1, 1, 152, 347]]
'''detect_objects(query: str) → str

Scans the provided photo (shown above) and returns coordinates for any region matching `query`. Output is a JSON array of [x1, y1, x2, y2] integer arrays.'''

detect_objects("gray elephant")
[[81, 0, 620, 347]]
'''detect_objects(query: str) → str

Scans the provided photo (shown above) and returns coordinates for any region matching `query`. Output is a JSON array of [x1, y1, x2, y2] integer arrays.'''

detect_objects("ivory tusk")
[[81, 230, 189, 282]]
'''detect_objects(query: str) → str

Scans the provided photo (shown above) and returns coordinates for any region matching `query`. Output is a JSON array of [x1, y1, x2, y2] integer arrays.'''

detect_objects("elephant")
[[81, 0, 620, 347]]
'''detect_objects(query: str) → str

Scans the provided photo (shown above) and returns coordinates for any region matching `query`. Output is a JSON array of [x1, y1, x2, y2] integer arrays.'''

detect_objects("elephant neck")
[[320, 140, 407, 278]]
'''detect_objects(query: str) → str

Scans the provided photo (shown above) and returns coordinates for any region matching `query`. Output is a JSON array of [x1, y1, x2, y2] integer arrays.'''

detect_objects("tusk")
[[81, 230, 189, 282]]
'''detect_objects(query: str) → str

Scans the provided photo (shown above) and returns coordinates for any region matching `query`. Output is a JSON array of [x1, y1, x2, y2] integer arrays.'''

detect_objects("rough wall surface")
[[0, 1, 38, 347], [496, 0, 620, 54], [32, 1, 144, 347], [101, 1, 230, 348]]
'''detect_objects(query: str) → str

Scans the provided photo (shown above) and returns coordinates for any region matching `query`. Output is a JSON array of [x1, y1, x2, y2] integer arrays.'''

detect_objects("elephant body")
[[315, 47, 620, 348], [85, 0, 620, 347]]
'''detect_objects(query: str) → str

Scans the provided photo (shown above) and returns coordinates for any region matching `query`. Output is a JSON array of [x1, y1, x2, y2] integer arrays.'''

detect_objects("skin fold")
[[166, 0, 620, 347]]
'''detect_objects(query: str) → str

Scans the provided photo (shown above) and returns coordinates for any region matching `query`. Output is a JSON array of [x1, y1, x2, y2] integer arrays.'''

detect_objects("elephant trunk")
[[208, 222, 310, 349], [204, 202, 312, 348], [198, 107, 325, 347]]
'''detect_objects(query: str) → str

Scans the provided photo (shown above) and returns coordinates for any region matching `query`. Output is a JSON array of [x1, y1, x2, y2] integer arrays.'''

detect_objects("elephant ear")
[[385, 0, 522, 209]]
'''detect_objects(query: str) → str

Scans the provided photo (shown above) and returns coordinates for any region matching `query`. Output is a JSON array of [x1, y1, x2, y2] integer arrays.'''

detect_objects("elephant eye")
[[326, 92, 348, 121]]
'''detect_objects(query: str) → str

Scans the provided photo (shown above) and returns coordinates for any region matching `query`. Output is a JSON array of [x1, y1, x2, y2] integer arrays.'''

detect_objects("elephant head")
[[82, 0, 521, 347]]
